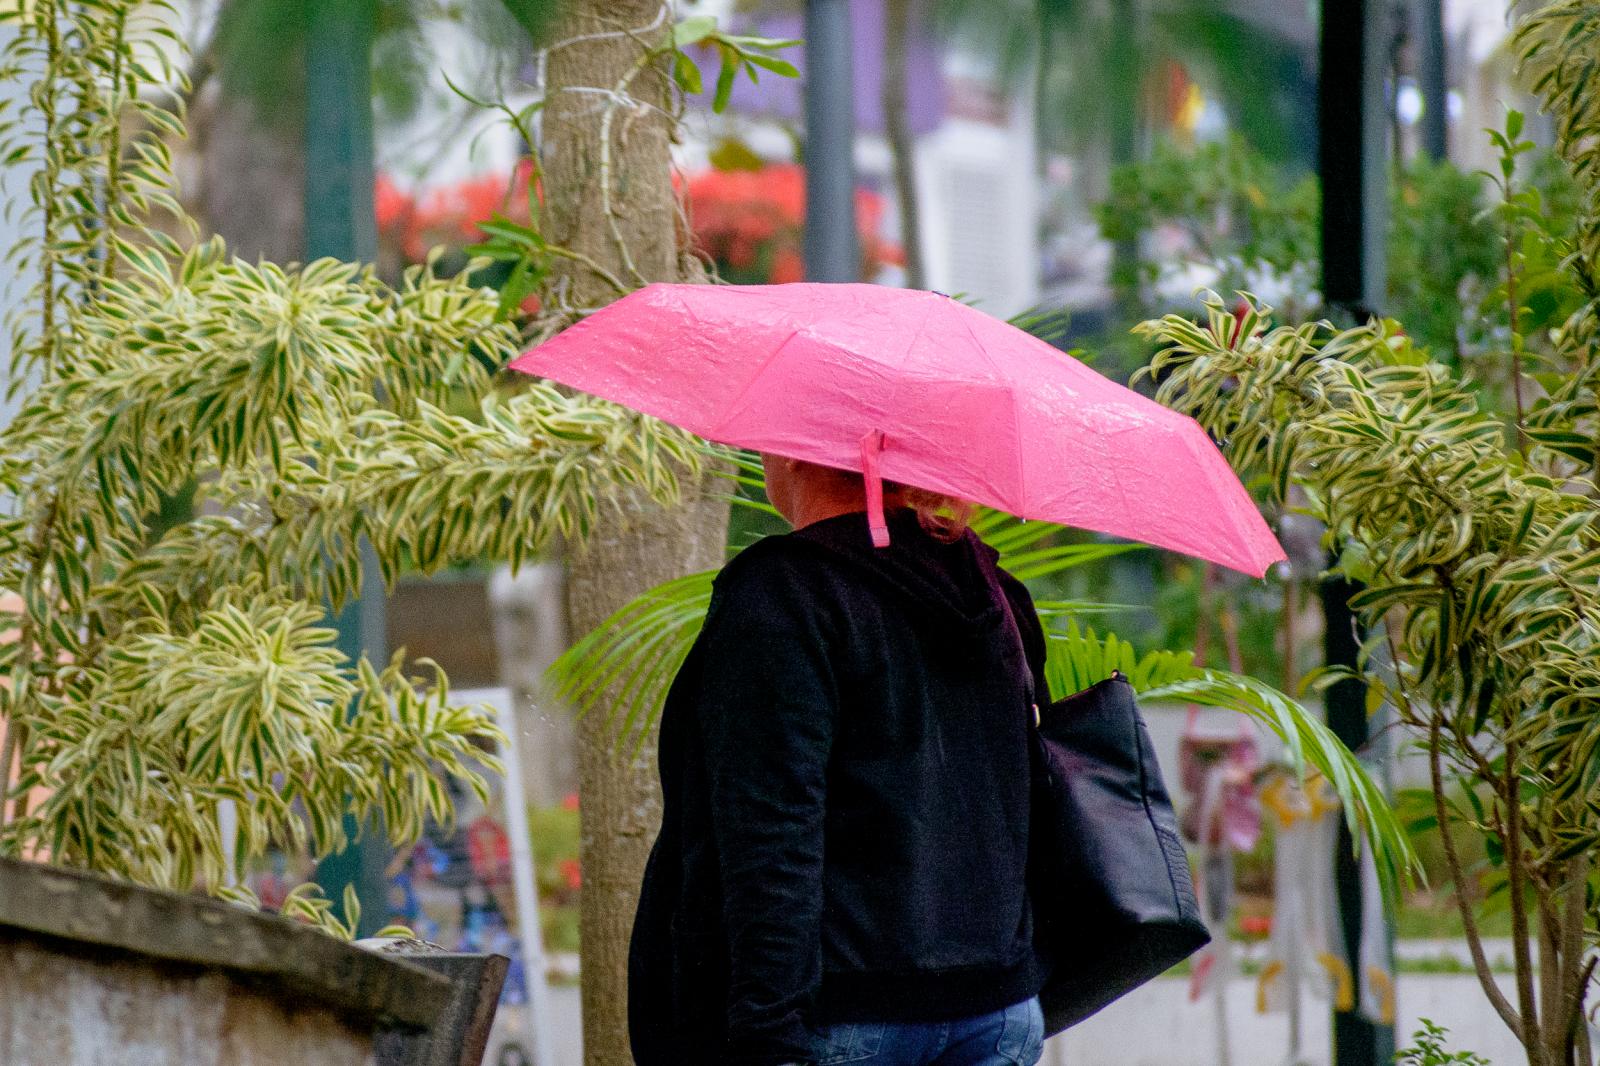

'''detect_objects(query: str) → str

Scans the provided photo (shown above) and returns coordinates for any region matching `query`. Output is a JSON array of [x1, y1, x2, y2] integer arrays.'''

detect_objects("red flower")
[[1239, 913, 1273, 937], [769, 247, 804, 285], [558, 858, 582, 890], [374, 174, 412, 232], [684, 163, 900, 284], [377, 159, 903, 287], [561, 791, 579, 811]]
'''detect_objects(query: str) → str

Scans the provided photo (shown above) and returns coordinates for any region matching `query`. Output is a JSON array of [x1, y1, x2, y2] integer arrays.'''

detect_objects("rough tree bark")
[[541, 3, 729, 1063], [190, 87, 305, 263]]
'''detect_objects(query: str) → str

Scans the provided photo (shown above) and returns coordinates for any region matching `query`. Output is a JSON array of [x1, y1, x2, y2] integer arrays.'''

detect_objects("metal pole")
[[305, 0, 390, 939], [1321, 0, 1389, 318], [489, 689, 557, 1066], [1320, 574, 1395, 1066], [1320, 2, 1395, 1063], [1414, 0, 1448, 160], [803, 0, 859, 282]]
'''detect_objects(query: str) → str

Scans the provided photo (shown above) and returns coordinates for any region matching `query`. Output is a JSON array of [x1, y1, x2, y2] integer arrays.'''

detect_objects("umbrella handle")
[[860, 429, 890, 548]]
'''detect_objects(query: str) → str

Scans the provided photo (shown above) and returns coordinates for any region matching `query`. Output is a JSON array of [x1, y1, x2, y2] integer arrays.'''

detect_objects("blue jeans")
[[806, 995, 1045, 1066]]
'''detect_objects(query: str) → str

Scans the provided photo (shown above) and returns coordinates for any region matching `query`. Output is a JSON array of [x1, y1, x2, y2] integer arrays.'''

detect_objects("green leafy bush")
[[0, 1, 697, 930], [1137, 5, 1600, 1050]]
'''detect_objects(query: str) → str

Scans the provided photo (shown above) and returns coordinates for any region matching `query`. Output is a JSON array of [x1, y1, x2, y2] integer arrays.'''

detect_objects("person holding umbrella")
[[509, 282, 1286, 1066], [628, 455, 1051, 1065]]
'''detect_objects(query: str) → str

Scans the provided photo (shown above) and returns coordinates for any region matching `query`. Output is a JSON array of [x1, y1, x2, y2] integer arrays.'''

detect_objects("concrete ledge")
[[0, 857, 451, 1029]]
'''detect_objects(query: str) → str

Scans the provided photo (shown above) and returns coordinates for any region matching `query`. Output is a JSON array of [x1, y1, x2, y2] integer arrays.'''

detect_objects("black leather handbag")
[[1026, 672, 1212, 1036]]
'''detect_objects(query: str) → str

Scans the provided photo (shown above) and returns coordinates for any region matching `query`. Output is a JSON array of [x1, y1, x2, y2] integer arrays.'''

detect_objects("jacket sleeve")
[[694, 548, 837, 1065]]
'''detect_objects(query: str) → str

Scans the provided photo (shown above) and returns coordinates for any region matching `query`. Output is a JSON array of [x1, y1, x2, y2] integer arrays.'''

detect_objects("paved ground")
[[484, 971, 1543, 1066]]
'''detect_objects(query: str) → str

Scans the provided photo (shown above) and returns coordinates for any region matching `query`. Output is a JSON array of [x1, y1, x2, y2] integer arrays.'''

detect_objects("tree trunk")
[[540, 4, 729, 1063], [882, 0, 924, 289], [190, 86, 305, 263], [564, 491, 728, 1066]]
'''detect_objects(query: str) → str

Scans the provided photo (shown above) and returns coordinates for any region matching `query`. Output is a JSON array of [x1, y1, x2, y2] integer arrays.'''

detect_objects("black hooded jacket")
[[629, 508, 1051, 1066]]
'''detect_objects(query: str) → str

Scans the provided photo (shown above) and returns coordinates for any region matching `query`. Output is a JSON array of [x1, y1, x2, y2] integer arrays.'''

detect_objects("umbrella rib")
[[704, 328, 811, 442], [877, 296, 938, 462], [952, 302, 1007, 383]]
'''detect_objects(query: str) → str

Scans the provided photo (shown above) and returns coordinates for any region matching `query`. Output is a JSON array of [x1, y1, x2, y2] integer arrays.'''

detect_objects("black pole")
[[803, 0, 859, 282], [305, 0, 389, 939], [1414, 0, 1448, 160], [1320, 573, 1393, 1066], [1320, 2, 1395, 1064], [1321, 0, 1389, 318]]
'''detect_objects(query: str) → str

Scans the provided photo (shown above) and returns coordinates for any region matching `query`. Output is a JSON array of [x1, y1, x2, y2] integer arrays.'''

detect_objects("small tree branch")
[[1540, 882, 1565, 1066], [1504, 737, 1546, 1064], [594, 43, 667, 288], [545, 245, 630, 296], [1430, 716, 1525, 1041], [1558, 859, 1593, 1062], [541, 4, 669, 56]]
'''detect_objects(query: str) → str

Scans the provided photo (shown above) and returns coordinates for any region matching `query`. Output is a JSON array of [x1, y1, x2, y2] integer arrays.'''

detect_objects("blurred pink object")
[[509, 282, 1286, 576], [1179, 727, 1263, 853]]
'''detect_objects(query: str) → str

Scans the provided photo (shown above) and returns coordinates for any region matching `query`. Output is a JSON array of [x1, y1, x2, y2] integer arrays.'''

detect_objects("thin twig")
[[1430, 716, 1526, 1041], [545, 245, 629, 296], [1504, 737, 1546, 1064], [539, 5, 669, 57], [103, 4, 133, 281], [596, 47, 663, 288], [1505, 213, 1529, 456]]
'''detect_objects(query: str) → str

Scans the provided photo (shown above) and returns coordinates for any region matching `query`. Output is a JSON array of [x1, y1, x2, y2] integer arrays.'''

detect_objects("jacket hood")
[[789, 508, 1008, 633]]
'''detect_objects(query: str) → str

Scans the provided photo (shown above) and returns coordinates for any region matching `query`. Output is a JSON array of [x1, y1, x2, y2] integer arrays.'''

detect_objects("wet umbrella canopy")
[[510, 282, 1285, 577]]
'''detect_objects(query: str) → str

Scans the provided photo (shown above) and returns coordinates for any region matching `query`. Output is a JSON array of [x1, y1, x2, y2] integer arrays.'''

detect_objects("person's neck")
[[791, 493, 905, 531]]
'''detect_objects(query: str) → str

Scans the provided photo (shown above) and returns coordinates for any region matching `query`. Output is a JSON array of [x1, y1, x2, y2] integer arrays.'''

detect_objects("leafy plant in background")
[[0, 1, 702, 930], [548, 466, 1416, 894], [1395, 1020, 1492, 1066], [1094, 133, 1572, 362], [1136, 3, 1600, 1055], [1095, 134, 1319, 314]]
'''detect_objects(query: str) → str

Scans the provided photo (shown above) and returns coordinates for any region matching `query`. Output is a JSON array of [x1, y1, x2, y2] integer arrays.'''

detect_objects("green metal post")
[[304, 0, 389, 939], [1415, 0, 1448, 161], [803, 0, 860, 282]]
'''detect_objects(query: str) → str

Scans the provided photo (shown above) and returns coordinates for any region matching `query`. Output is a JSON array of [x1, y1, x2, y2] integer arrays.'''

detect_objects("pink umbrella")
[[509, 282, 1285, 577]]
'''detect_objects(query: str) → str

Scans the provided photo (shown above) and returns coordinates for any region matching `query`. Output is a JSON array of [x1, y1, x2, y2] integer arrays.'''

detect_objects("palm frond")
[[1045, 620, 1418, 903], [546, 568, 717, 752], [548, 482, 1135, 750]]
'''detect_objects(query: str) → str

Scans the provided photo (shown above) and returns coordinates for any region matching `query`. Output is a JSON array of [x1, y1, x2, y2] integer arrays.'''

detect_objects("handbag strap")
[[994, 573, 1130, 725], [991, 574, 1041, 726]]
